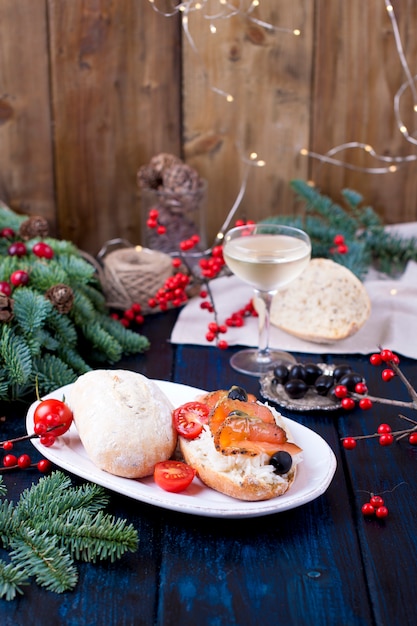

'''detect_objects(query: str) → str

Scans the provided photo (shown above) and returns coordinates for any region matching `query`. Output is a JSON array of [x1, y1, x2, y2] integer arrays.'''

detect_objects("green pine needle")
[[0, 560, 29, 600]]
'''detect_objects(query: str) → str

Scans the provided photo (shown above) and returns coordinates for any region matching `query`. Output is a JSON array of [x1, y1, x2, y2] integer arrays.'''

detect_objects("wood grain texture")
[[182, 1, 313, 242], [311, 0, 417, 223], [48, 0, 181, 253], [0, 0, 56, 225], [1, 1, 417, 253]]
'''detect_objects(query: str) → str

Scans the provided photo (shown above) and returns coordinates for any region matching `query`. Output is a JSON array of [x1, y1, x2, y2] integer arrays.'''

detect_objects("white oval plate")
[[26, 381, 337, 519]]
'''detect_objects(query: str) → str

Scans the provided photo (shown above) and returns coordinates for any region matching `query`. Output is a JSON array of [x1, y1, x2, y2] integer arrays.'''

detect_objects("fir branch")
[[16, 474, 108, 522], [47, 307, 78, 348], [32, 355, 78, 394], [0, 560, 29, 600], [99, 313, 150, 354], [81, 321, 124, 363], [38, 509, 138, 563], [0, 326, 33, 387], [12, 288, 52, 333], [58, 346, 91, 376], [0, 472, 139, 599], [10, 530, 79, 593]]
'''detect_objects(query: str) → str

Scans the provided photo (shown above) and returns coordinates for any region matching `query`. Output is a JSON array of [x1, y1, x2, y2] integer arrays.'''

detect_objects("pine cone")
[[0, 293, 14, 322], [162, 163, 201, 194], [18, 215, 50, 240], [45, 284, 74, 314], [137, 164, 162, 190], [149, 153, 181, 175]]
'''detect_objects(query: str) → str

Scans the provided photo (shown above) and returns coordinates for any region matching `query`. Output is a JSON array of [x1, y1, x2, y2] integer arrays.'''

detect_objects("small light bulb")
[[389, 165, 397, 172], [293, 29, 301, 36], [300, 148, 309, 156], [210, 24, 217, 34], [226, 94, 234, 102], [250, 152, 258, 160], [400, 125, 407, 134], [364, 144, 373, 152]]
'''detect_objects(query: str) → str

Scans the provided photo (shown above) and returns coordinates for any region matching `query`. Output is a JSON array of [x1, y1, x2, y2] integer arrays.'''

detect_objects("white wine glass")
[[222, 222, 311, 376]]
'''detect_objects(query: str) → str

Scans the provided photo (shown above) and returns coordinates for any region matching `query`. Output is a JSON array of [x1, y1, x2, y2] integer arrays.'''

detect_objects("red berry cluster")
[[111, 302, 144, 328], [361, 494, 389, 519], [1, 436, 52, 473], [148, 268, 190, 311], [146, 208, 167, 236], [330, 233, 349, 255], [0, 228, 55, 295], [341, 347, 417, 449]]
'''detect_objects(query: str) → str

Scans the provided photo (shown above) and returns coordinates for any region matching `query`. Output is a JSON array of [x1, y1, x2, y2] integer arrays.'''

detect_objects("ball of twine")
[[100, 246, 173, 313]]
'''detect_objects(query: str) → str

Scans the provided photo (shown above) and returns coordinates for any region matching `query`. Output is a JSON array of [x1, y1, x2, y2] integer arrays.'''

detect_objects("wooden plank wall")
[[0, 0, 416, 255]]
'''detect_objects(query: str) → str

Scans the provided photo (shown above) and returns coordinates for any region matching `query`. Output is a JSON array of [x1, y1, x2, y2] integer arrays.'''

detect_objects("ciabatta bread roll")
[[69, 370, 176, 478], [179, 392, 302, 501], [269, 258, 371, 342]]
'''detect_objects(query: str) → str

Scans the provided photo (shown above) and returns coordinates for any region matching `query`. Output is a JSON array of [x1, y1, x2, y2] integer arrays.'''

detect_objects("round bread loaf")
[[269, 258, 371, 343], [69, 370, 176, 478], [179, 405, 300, 501]]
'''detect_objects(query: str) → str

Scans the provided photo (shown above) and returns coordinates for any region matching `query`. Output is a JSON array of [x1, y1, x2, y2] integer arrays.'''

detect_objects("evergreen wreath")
[[0, 202, 149, 401], [264, 180, 417, 280], [0, 471, 138, 600]]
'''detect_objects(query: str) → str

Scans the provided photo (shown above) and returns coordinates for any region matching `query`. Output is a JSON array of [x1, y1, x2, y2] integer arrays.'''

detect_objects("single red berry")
[[381, 369, 395, 382], [217, 340, 228, 350], [379, 433, 394, 446], [354, 382, 368, 394], [370, 495, 384, 507], [0, 227, 15, 238], [157, 225, 166, 235], [370, 353, 382, 366], [205, 332, 215, 342], [34, 422, 48, 435], [32, 241, 54, 259], [3, 441, 13, 451], [342, 437, 357, 450], [17, 454, 32, 469], [380, 349, 394, 362], [359, 398, 373, 411], [408, 432, 417, 445], [148, 208, 159, 219], [10, 270, 29, 286], [334, 385, 348, 399], [8, 241, 27, 257], [3, 454, 17, 467], [333, 234, 345, 245], [361, 503, 375, 516], [337, 244, 349, 254], [40, 434, 56, 447], [172, 258, 182, 268], [377, 423, 392, 434], [375, 506, 389, 519], [37, 459, 52, 473], [0, 281, 12, 296], [146, 218, 157, 229], [341, 397, 356, 411]]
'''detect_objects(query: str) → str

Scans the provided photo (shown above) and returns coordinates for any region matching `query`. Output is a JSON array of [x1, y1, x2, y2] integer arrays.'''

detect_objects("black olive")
[[338, 372, 363, 391], [314, 374, 335, 396], [289, 364, 307, 382], [273, 364, 289, 384], [284, 379, 308, 399], [333, 364, 353, 381], [304, 363, 323, 385], [227, 386, 248, 401], [270, 451, 292, 474]]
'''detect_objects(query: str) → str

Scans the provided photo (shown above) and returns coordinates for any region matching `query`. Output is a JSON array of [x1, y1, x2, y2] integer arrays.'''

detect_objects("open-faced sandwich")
[[174, 386, 303, 501]]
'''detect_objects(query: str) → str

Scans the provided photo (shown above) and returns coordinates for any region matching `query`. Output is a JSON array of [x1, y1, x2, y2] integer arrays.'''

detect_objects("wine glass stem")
[[254, 289, 276, 364]]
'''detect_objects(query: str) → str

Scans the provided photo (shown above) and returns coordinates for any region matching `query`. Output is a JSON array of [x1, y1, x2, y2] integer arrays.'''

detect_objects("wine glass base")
[[229, 348, 297, 377]]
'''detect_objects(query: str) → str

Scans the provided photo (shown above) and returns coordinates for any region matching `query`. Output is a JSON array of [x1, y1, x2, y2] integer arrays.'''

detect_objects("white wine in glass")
[[223, 223, 311, 376]]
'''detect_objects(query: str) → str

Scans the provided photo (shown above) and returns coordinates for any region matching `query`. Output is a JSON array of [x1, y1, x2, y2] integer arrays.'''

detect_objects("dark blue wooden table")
[[1, 309, 416, 625]]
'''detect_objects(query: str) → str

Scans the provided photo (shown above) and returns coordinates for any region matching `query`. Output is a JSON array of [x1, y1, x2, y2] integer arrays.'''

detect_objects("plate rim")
[[26, 379, 337, 519]]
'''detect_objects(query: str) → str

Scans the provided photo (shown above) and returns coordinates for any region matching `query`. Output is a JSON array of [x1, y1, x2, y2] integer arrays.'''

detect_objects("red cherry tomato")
[[154, 460, 196, 493], [172, 401, 209, 439], [33, 398, 73, 437]]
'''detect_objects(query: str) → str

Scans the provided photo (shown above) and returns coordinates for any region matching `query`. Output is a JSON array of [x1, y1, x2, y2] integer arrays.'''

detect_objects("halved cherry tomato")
[[154, 460, 196, 493], [172, 401, 209, 439], [33, 398, 73, 437]]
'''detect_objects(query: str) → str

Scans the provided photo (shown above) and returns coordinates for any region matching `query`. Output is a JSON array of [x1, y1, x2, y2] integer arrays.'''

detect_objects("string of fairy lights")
[[148, 0, 417, 179]]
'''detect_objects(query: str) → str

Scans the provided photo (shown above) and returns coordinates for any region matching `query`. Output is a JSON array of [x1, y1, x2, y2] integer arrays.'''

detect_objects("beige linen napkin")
[[170, 260, 417, 359]]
